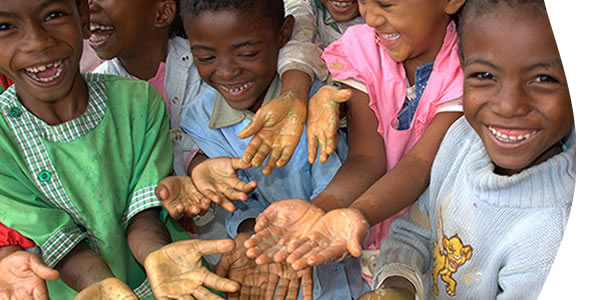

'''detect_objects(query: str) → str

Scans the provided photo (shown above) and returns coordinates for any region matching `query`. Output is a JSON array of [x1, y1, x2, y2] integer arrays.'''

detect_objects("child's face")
[[184, 9, 292, 112], [0, 0, 88, 103], [462, 4, 573, 176], [318, 0, 360, 22], [88, 0, 160, 60], [358, 0, 461, 66]]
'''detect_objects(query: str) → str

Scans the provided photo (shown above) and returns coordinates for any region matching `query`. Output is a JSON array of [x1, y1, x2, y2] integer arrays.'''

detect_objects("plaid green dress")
[[0, 73, 189, 299]]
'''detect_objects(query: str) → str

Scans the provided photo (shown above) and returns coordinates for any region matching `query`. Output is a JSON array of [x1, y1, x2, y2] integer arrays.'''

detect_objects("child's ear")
[[156, 0, 176, 29], [444, 0, 466, 15], [278, 15, 295, 48], [78, 0, 91, 39]]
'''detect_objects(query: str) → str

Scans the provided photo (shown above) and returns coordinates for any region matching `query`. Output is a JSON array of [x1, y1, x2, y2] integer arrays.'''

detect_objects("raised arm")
[[244, 87, 385, 265], [310, 87, 387, 211], [349, 111, 462, 226]]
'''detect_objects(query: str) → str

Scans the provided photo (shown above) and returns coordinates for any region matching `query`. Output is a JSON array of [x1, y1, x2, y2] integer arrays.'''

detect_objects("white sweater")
[[373, 117, 575, 299]]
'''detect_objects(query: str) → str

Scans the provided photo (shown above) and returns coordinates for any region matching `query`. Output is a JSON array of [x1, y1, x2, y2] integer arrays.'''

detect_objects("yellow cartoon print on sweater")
[[433, 210, 473, 296]]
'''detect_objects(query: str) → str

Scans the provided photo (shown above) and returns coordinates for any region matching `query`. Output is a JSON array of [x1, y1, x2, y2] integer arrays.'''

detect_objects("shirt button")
[[171, 97, 179, 104], [38, 170, 52, 182], [9, 107, 21, 117], [182, 56, 189, 61]]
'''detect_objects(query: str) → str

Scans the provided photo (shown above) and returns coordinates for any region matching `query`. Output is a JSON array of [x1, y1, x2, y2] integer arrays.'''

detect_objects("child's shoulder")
[[83, 73, 165, 111], [439, 116, 479, 154]]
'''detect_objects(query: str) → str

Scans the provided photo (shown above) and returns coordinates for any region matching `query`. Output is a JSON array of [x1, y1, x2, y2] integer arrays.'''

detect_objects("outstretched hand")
[[74, 277, 137, 300], [216, 232, 313, 300], [243, 199, 325, 265], [145, 239, 240, 299], [156, 157, 256, 219], [0, 250, 59, 300], [306, 85, 352, 164], [237, 91, 307, 175], [284, 208, 369, 270]]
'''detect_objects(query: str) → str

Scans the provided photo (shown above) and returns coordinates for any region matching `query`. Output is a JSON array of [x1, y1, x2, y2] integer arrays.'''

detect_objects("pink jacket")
[[322, 22, 463, 251]]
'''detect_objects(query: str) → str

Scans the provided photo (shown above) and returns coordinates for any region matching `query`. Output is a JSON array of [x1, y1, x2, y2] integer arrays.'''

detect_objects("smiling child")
[[0, 0, 239, 298], [154, 0, 368, 298], [362, 0, 575, 298]]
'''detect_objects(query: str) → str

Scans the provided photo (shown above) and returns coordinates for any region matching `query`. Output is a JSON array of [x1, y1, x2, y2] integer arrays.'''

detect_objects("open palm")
[[156, 157, 256, 219], [145, 239, 240, 299], [217, 232, 312, 300], [238, 91, 307, 175], [74, 277, 137, 300], [285, 208, 369, 270], [0, 251, 59, 300], [243, 199, 325, 264]]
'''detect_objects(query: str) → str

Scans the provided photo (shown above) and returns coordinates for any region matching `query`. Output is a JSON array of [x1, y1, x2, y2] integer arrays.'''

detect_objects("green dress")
[[0, 73, 189, 299]]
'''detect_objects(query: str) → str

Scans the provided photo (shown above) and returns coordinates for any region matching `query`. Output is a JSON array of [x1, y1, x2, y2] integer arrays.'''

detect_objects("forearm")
[[127, 208, 172, 266], [350, 155, 430, 226], [311, 88, 387, 211], [352, 111, 462, 225], [280, 69, 311, 102], [311, 154, 386, 212], [55, 242, 114, 292]]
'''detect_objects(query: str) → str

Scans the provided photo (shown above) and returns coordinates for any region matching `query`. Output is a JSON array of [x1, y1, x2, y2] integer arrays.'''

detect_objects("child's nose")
[[491, 81, 530, 118], [362, 1, 385, 29], [21, 24, 56, 54], [215, 59, 242, 81]]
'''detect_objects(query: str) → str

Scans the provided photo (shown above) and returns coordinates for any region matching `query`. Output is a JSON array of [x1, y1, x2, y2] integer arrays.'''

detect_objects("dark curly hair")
[[180, 0, 284, 31]]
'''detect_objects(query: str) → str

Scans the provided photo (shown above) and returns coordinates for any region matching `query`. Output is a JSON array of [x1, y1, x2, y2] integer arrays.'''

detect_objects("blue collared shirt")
[[180, 77, 369, 299]]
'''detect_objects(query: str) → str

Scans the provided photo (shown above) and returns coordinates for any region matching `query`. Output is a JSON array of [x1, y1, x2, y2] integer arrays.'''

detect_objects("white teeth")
[[220, 82, 253, 94], [380, 33, 401, 41], [24, 60, 61, 74], [331, 0, 353, 7], [89, 34, 109, 44], [488, 126, 534, 143], [24, 60, 64, 83], [89, 24, 114, 31]]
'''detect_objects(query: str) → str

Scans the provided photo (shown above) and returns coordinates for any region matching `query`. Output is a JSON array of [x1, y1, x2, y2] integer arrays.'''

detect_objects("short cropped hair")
[[180, 0, 285, 30], [457, 0, 547, 58]]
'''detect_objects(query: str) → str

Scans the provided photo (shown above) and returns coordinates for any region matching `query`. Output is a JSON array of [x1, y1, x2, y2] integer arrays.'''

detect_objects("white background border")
[[541, 1, 599, 298]]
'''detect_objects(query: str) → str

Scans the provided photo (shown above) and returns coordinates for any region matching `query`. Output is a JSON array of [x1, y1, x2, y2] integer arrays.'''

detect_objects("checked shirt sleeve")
[[122, 85, 173, 227]]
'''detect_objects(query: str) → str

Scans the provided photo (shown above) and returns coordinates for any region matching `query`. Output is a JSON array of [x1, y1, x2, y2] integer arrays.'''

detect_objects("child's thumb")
[[237, 116, 265, 139], [30, 256, 60, 281]]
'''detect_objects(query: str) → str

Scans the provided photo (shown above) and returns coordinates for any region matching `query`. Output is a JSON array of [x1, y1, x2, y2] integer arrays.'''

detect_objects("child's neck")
[[18, 74, 89, 126], [402, 24, 448, 86], [119, 38, 169, 81]]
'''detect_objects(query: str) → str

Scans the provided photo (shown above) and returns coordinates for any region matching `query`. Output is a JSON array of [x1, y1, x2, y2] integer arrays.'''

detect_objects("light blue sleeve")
[[372, 190, 434, 292]]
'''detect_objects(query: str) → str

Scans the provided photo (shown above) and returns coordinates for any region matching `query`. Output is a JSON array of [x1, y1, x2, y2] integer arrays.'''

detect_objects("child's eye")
[[0, 23, 13, 31], [533, 74, 558, 83], [474, 72, 494, 80], [239, 52, 258, 59], [45, 11, 68, 21], [376, 1, 391, 8], [194, 56, 214, 63]]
